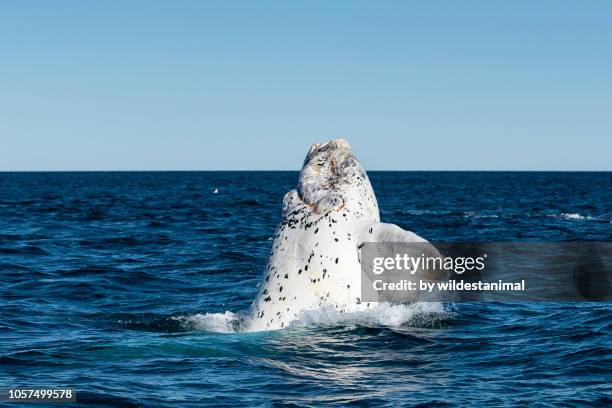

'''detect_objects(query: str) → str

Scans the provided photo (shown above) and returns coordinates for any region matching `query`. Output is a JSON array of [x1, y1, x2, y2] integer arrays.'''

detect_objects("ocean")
[[1, 171, 610, 407]]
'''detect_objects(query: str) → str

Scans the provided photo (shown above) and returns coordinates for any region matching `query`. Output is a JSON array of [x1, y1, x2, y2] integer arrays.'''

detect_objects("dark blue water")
[[1, 172, 611, 407]]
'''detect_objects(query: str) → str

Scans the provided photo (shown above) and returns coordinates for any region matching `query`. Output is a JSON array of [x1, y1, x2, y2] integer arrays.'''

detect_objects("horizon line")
[[1, 169, 610, 173]]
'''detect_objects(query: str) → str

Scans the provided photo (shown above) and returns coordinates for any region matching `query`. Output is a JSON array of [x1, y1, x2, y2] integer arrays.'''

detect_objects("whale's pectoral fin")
[[361, 222, 427, 244], [357, 221, 447, 281]]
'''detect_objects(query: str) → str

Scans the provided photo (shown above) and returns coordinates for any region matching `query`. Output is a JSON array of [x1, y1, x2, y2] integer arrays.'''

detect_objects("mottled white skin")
[[246, 139, 433, 331]]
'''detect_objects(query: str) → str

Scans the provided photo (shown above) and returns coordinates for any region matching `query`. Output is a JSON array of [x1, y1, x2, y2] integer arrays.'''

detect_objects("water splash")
[[175, 302, 451, 333]]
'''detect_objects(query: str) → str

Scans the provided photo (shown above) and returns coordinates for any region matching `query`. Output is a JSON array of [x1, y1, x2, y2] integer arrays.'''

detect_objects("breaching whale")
[[246, 139, 440, 331]]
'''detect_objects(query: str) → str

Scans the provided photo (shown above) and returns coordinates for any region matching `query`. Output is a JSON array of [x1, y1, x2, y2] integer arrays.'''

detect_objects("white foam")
[[175, 302, 449, 333], [174, 311, 242, 333], [288, 302, 448, 329], [550, 212, 592, 220], [562, 212, 586, 220]]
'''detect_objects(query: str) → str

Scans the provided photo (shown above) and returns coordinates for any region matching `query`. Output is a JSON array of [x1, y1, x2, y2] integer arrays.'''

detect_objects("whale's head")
[[295, 139, 379, 220]]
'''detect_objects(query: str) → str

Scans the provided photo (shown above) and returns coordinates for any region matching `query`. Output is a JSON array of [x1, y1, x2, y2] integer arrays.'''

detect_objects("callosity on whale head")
[[246, 139, 438, 331], [296, 139, 379, 221]]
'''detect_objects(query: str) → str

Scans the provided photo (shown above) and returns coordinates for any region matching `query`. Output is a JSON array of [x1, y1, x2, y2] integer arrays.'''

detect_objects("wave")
[[549, 212, 593, 221], [463, 211, 500, 218], [444, 210, 611, 223], [174, 302, 450, 334], [0, 245, 50, 256]]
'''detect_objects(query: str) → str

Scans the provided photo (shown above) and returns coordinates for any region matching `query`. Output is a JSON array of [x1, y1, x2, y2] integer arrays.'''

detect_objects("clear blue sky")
[[1, 1, 610, 170]]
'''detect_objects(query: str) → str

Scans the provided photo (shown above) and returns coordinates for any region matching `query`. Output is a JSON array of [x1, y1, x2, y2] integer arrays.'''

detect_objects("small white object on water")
[[212, 188, 219, 194]]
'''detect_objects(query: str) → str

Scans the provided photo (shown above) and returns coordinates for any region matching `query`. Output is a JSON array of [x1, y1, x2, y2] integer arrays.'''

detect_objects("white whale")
[[246, 139, 440, 331]]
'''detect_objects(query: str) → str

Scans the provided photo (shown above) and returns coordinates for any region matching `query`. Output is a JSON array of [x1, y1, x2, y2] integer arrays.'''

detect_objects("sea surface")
[[1, 171, 611, 407]]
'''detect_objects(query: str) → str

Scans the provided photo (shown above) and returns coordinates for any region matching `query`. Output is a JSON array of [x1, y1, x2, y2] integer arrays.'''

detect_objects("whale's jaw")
[[298, 138, 379, 220]]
